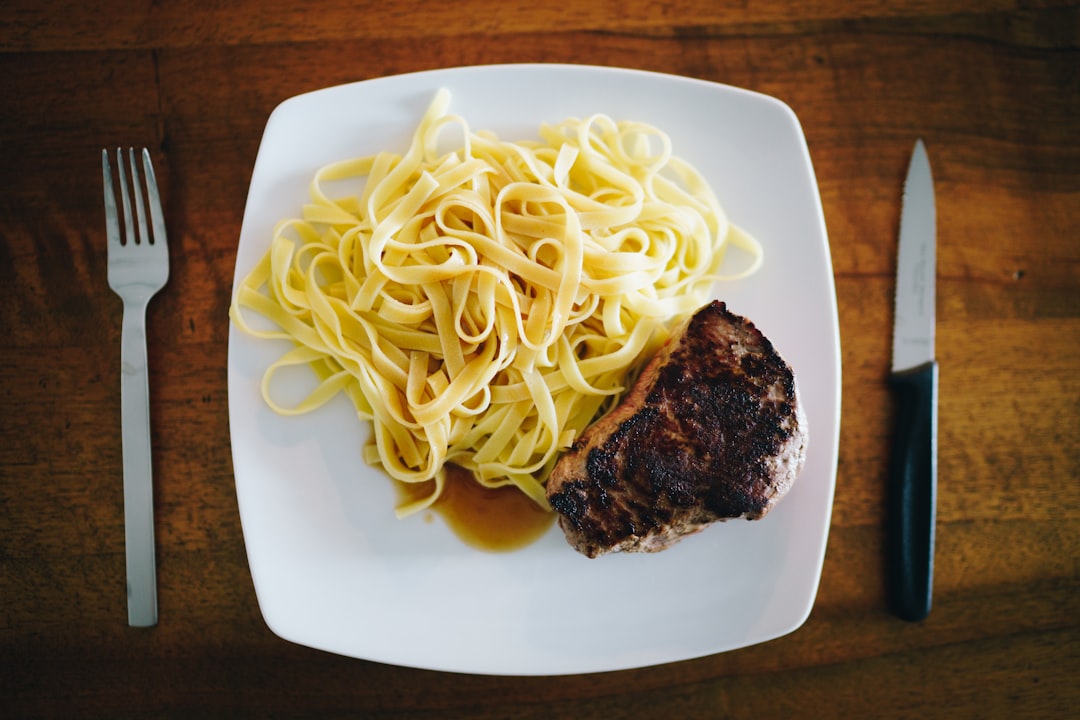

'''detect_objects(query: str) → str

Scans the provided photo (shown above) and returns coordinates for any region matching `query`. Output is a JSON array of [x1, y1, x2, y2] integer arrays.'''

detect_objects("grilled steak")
[[546, 300, 807, 558]]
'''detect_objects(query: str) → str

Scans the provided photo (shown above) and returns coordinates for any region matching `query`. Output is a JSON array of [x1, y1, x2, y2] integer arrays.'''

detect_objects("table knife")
[[888, 139, 937, 622]]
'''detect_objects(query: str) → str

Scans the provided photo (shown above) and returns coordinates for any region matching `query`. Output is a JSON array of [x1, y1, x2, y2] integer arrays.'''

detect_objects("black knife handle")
[[887, 361, 938, 621]]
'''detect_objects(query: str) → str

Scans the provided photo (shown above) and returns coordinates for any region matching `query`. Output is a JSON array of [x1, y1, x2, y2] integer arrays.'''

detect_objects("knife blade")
[[888, 139, 937, 622]]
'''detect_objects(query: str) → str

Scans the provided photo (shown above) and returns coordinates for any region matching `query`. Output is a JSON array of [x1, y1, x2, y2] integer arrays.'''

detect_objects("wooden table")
[[3, 2, 1077, 717]]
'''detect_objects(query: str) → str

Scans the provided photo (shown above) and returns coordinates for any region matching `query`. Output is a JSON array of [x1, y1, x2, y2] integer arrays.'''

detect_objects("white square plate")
[[228, 64, 840, 675]]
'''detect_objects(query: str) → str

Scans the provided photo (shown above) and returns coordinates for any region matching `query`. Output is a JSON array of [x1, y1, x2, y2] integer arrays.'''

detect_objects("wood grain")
[[1, 1, 1078, 717]]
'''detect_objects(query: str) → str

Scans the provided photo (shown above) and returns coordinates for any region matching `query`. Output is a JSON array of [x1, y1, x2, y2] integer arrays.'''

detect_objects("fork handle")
[[120, 298, 158, 627]]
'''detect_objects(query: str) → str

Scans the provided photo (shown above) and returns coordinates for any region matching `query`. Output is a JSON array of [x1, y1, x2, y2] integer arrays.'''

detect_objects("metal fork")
[[103, 148, 170, 627]]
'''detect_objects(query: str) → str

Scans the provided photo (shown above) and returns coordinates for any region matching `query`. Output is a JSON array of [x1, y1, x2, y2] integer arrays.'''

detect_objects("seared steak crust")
[[546, 300, 807, 558]]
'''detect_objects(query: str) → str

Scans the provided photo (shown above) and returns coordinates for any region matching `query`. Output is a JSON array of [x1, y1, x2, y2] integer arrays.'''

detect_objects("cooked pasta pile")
[[230, 89, 762, 516]]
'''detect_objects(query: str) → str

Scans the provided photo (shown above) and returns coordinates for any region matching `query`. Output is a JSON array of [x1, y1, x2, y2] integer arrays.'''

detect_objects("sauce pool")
[[395, 464, 556, 552]]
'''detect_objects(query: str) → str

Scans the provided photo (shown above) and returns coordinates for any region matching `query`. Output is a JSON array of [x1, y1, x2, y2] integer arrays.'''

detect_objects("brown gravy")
[[395, 464, 555, 552]]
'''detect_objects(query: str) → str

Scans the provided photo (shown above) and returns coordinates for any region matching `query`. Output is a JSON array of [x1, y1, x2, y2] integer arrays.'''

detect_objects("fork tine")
[[102, 150, 122, 250], [116, 148, 136, 247], [127, 148, 150, 246], [141, 149, 168, 248]]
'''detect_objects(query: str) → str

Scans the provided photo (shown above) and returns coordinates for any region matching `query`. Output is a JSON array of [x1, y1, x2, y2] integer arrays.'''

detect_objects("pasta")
[[229, 89, 762, 517]]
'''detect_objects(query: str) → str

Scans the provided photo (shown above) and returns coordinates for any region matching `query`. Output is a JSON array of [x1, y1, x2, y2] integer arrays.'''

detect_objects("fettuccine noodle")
[[230, 89, 762, 516]]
